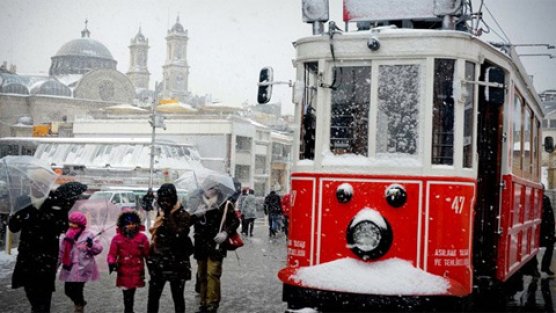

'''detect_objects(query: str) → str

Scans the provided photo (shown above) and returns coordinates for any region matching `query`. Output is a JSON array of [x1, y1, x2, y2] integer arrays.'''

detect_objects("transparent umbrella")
[[179, 167, 237, 214], [71, 195, 125, 272], [0, 156, 58, 214]]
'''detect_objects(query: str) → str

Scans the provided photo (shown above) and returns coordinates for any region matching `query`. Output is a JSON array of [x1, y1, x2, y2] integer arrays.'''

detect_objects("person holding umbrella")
[[191, 176, 240, 313], [8, 181, 88, 313]]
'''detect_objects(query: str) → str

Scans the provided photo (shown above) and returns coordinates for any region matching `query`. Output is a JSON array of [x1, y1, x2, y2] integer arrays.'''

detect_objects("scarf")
[[62, 227, 83, 270]]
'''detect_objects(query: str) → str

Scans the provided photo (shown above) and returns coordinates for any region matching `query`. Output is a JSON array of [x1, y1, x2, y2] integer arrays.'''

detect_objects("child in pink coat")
[[58, 211, 103, 313], [107, 210, 150, 313]]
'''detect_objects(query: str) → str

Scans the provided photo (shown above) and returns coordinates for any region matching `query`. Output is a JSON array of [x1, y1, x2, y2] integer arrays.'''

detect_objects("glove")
[[191, 209, 206, 217], [86, 237, 93, 248], [13, 209, 30, 221], [214, 231, 228, 244], [108, 263, 118, 274]]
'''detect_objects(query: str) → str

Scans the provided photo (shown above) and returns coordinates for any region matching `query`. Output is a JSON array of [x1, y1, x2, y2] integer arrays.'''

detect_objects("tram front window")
[[300, 62, 318, 160], [376, 64, 421, 156], [330, 66, 370, 156], [432, 59, 455, 165]]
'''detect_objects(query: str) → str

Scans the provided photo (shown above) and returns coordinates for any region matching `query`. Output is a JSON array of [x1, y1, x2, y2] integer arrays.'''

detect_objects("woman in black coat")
[[8, 182, 87, 313], [147, 183, 194, 313]]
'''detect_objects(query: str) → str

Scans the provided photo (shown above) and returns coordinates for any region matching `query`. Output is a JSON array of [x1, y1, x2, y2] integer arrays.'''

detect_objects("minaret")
[[127, 26, 150, 89], [161, 16, 190, 101]]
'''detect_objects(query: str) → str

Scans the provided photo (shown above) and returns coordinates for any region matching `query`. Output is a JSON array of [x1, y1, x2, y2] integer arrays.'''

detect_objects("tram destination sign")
[[343, 0, 462, 22]]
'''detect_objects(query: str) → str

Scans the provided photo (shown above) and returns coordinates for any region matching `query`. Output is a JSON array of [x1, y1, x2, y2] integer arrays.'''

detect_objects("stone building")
[[161, 16, 190, 103]]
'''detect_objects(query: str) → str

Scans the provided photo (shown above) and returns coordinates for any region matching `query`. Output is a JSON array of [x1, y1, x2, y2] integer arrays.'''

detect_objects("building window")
[[235, 136, 252, 153]]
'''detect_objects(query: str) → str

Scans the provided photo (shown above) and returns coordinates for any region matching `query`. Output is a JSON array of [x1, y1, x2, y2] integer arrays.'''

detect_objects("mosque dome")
[[49, 22, 117, 76], [55, 38, 114, 60]]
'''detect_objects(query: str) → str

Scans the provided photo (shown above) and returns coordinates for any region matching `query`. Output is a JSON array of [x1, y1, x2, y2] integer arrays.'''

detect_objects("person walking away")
[[281, 192, 292, 236], [107, 210, 150, 313], [8, 181, 87, 313], [192, 186, 240, 313], [541, 190, 556, 276], [146, 183, 194, 313], [242, 189, 257, 237], [58, 211, 103, 313], [236, 188, 248, 235], [142, 188, 155, 227], [264, 190, 283, 237]]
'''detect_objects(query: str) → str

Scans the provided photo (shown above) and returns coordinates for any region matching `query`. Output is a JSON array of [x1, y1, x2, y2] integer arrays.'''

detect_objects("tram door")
[[473, 63, 505, 278]]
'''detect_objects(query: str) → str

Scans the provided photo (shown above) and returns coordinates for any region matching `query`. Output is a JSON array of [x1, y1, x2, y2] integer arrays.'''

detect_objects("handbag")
[[218, 201, 244, 251], [224, 232, 244, 251]]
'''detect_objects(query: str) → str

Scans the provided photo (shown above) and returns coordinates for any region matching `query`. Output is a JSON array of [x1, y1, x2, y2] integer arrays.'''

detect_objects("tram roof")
[[293, 27, 544, 117]]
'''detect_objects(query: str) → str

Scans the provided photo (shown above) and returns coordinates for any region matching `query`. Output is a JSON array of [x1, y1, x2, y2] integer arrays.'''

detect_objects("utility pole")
[[146, 82, 165, 229]]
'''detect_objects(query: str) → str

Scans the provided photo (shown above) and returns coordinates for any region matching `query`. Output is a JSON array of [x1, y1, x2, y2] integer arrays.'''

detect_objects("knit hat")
[[68, 211, 87, 228], [157, 183, 178, 206]]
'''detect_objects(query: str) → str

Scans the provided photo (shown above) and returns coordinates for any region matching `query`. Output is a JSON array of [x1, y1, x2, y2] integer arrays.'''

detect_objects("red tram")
[[258, 0, 554, 311]]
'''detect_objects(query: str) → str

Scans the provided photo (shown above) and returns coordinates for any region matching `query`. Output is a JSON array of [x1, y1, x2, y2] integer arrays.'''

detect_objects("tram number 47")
[[451, 196, 465, 215]]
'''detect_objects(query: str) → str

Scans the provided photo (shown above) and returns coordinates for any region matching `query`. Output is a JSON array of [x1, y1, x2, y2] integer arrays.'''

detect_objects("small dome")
[[170, 16, 185, 33], [132, 27, 146, 43], [30, 79, 72, 97], [55, 38, 114, 60]]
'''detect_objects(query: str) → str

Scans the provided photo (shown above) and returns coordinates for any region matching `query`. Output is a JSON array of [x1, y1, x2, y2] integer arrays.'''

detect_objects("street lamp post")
[[146, 83, 165, 229]]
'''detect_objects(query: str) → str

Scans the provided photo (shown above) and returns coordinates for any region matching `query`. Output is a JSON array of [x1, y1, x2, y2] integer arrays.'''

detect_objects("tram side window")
[[376, 64, 421, 156], [300, 62, 318, 160], [432, 59, 455, 165], [463, 62, 476, 168], [512, 96, 523, 175], [330, 66, 370, 156], [523, 108, 532, 178]]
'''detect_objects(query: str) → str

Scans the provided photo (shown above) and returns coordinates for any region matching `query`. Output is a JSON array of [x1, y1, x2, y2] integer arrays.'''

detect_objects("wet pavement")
[[0, 219, 555, 312]]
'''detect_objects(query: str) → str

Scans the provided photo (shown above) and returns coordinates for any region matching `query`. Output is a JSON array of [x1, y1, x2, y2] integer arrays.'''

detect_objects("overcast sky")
[[0, 0, 554, 115]]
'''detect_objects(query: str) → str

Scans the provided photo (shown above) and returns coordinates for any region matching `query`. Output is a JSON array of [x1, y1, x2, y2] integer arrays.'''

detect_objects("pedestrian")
[[264, 190, 283, 237], [142, 188, 155, 226], [58, 211, 103, 313], [146, 183, 194, 313], [237, 188, 248, 235], [242, 189, 257, 237], [107, 210, 150, 313], [192, 185, 240, 313], [8, 181, 87, 313], [541, 189, 556, 276], [281, 192, 292, 236]]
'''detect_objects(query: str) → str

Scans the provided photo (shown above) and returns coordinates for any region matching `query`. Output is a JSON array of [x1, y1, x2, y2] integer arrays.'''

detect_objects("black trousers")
[[64, 282, 86, 306], [123, 288, 136, 313], [147, 277, 186, 313], [542, 242, 554, 271], [24, 285, 52, 313], [245, 218, 255, 235]]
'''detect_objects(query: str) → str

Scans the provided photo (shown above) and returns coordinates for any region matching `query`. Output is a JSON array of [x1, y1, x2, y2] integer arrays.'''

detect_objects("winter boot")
[[195, 305, 207, 313], [74, 304, 84, 313]]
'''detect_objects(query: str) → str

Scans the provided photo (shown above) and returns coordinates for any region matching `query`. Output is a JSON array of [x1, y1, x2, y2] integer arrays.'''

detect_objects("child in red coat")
[[107, 210, 149, 313]]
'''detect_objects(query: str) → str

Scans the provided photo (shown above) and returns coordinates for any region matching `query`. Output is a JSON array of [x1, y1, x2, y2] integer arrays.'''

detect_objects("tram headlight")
[[385, 184, 407, 208], [336, 183, 353, 203], [346, 208, 393, 260]]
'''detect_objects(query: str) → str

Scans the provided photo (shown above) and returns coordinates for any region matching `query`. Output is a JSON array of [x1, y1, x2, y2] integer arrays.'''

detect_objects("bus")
[[258, 0, 553, 311]]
